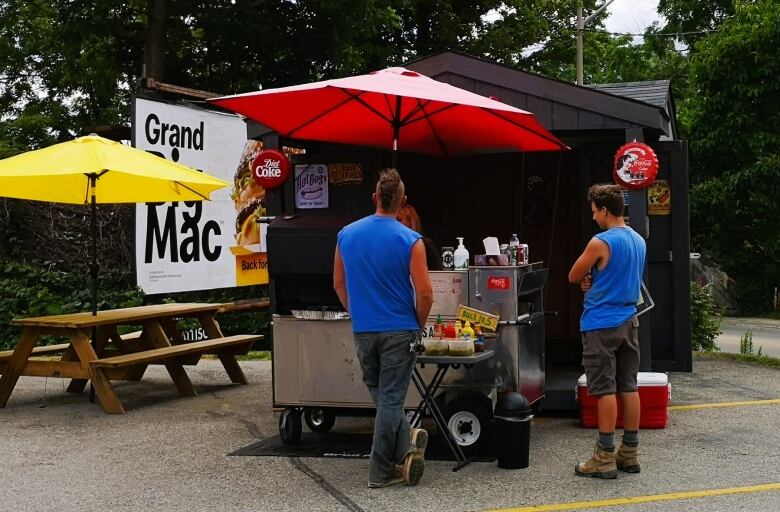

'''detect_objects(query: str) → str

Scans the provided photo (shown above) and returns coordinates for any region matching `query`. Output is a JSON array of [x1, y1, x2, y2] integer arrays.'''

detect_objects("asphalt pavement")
[[716, 317, 780, 357], [1, 355, 779, 512]]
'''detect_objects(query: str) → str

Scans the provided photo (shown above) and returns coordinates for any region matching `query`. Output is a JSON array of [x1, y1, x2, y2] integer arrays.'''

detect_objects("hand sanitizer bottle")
[[454, 237, 469, 269]]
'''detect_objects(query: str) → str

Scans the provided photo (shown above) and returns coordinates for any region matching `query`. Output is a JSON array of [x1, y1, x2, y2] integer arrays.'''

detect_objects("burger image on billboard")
[[232, 140, 266, 246]]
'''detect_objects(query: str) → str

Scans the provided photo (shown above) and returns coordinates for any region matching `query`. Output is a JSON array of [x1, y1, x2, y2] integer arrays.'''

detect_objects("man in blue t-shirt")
[[568, 184, 647, 479], [333, 168, 434, 488]]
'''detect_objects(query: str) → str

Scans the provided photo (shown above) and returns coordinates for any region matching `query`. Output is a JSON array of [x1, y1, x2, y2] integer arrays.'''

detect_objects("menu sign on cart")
[[457, 305, 500, 332]]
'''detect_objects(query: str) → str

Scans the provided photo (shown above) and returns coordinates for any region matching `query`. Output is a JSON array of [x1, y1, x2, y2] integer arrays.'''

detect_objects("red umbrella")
[[209, 67, 567, 159]]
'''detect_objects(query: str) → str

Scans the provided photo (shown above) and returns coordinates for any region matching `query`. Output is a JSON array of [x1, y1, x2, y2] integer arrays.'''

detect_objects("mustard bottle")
[[462, 321, 475, 339]]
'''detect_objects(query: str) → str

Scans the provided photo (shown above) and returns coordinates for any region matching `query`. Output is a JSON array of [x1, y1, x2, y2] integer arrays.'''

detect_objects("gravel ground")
[[1, 353, 779, 512]]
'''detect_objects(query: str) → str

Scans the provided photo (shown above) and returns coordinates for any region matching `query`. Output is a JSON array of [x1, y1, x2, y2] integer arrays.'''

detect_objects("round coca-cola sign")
[[251, 149, 290, 190], [613, 142, 659, 190]]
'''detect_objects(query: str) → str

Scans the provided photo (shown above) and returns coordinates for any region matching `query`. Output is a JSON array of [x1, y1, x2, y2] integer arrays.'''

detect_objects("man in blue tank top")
[[333, 169, 434, 488], [568, 184, 646, 479]]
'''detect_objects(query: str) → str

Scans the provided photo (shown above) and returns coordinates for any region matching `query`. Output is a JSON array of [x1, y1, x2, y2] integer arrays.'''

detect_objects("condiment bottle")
[[455, 320, 463, 337], [462, 321, 475, 339], [433, 314, 444, 339], [444, 321, 457, 339], [473, 322, 485, 351]]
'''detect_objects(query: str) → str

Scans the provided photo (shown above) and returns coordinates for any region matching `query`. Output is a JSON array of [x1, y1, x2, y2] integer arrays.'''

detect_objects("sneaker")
[[615, 443, 641, 473], [574, 442, 618, 479], [411, 428, 428, 456], [402, 453, 425, 486]]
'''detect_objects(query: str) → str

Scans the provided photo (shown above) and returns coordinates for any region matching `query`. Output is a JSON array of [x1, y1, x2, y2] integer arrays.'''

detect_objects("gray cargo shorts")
[[581, 315, 640, 396]]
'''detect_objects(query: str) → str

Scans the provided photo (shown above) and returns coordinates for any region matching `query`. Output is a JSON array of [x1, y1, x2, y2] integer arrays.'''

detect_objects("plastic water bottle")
[[509, 233, 520, 265]]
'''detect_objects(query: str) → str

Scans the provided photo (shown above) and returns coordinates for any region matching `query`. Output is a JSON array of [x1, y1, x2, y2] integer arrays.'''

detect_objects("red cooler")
[[577, 372, 671, 429]]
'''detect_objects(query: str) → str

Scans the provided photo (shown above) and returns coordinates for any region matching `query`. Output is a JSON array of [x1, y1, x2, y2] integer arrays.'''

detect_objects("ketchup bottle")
[[443, 321, 457, 339]]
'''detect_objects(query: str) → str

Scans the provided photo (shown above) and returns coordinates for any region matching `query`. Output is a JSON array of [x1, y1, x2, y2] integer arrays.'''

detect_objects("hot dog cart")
[[268, 214, 547, 454]]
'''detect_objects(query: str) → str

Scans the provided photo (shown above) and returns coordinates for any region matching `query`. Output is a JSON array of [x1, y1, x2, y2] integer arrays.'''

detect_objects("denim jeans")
[[353, 330, 417, 483]]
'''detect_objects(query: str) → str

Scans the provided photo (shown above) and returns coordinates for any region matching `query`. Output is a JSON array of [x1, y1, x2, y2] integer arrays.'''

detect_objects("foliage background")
[[1, 0, 778, 348], [690, 282, 722, 352]]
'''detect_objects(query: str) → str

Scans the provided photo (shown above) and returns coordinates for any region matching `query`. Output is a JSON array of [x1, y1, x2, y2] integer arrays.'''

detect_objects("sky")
[[604, 0, 665, 43]]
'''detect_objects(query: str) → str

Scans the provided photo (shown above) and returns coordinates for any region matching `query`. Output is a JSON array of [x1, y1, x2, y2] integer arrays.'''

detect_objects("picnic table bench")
[[0, 303, 263, 414]]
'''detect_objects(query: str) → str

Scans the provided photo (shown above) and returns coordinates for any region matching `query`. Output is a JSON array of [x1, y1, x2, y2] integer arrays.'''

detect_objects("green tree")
[[0, 0, 703, 331], [685, 0, 780, 312], [657, 0, 736, 46]]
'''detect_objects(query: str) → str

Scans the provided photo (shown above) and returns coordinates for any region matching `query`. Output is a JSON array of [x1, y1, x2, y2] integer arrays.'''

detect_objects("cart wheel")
[[442, 397, 492, 456], [304, 407, 336, 433], [279, 408, 302, 445]]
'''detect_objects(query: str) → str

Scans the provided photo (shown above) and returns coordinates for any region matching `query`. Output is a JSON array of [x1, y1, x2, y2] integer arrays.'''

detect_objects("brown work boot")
[[401, 453, 425, 486], [368, 467, 405, 488], [574, 442, 618, 479], [615, 444, 641, 473], [411, 428, 428, 456]]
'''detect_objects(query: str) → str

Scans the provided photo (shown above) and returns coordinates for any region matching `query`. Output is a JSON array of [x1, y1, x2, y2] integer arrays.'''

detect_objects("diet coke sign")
[[251, 149, 290, 190]]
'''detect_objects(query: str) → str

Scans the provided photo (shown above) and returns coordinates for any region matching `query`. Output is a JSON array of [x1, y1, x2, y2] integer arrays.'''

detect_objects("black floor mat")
[[229, 432, 495, 462]]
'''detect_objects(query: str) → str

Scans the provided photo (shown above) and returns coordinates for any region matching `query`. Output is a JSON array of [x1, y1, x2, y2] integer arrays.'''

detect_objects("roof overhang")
[[406, 51, 674, 138]]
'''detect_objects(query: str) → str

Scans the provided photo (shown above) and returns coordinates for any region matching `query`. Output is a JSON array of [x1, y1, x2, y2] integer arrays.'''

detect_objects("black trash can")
[[494, 393, 533, 469]]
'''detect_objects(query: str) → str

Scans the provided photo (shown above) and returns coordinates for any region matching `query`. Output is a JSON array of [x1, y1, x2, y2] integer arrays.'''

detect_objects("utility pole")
[[576, 0, 616, 85]]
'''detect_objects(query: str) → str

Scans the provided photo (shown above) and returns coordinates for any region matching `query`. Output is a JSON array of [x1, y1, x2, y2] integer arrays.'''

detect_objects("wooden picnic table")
[[0, 303, 262, 414]]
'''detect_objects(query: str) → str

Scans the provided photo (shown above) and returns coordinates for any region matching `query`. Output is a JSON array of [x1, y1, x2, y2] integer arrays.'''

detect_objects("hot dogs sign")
[[613, 142, 659, 190], [295, 164, 329, 209]]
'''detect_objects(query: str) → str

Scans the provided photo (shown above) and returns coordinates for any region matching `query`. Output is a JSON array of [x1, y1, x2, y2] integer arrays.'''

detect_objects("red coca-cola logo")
[[613, 142, 659, 190], [251, 149, 290, 190], [488, 276, 511, 290]]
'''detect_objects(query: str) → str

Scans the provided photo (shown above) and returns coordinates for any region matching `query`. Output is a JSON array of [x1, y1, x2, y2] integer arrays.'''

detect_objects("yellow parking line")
[[488, 482, 780, 512], [670, 398, 780, 411]]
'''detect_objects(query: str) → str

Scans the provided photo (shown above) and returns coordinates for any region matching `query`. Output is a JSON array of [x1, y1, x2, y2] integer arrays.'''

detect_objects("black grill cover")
[[267, 214, 355, 313]]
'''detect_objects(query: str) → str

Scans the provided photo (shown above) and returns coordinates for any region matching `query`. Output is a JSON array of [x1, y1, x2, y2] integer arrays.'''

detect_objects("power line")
[[584, 28, 715, 37]]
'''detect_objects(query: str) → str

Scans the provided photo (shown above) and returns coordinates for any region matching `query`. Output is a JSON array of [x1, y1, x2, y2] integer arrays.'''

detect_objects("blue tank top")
[[337, 215, 422, 333], [581, 226, 646, 332]]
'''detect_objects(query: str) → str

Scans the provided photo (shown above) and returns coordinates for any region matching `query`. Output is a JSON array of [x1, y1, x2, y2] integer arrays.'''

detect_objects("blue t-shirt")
[[337, 215, 422, 333], [581, 226, 646, 332]]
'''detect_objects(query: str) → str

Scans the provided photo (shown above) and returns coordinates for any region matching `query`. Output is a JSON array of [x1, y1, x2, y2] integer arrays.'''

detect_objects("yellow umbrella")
[[0, 134, 229, 402], [0, 134, 227, 204], [0, 134, 229, 314]]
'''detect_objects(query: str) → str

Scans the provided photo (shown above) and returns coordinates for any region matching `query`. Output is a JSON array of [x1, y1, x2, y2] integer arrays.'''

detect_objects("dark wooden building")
[[257, 51, 691, 409]]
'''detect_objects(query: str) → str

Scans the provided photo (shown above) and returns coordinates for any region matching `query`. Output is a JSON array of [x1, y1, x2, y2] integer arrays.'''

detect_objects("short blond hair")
[[377, 168, 403, 210]]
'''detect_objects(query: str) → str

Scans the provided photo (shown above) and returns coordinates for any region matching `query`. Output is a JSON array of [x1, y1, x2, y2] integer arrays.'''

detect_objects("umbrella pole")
[[91, 178, 98, 318], [89, 175, 97, 403], [392, 96, 402, 170]]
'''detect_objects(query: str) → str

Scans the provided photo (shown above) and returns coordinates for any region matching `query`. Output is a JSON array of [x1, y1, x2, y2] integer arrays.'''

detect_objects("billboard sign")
[[134, 98, 268, 294]]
